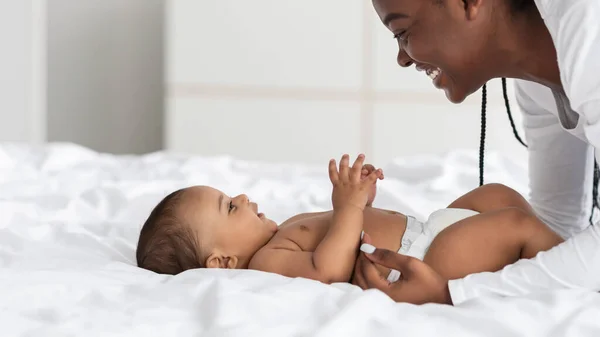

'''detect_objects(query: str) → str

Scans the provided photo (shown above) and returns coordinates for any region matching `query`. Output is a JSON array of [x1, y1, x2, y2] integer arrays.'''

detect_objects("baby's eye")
[[228, 201, 236, 213]]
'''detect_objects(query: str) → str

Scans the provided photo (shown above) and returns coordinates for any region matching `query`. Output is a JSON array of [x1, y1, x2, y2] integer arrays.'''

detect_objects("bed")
[[1, 142, 599, 336]]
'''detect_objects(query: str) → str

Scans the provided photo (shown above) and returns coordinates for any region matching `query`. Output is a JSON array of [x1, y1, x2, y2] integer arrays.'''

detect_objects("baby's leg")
[[423, 207, 564, 280], [447, 183, 536, 216]]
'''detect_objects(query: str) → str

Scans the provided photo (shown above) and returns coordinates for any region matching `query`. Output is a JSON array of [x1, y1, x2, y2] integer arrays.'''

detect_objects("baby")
[[136, 154, 563, 285]]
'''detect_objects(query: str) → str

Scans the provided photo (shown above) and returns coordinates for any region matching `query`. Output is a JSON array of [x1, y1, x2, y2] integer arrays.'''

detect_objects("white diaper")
[[386, 208, 479, 283]]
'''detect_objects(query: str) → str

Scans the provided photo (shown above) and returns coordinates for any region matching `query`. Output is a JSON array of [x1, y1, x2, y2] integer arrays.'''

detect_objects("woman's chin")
[[444, 88, 467, 104], [442, 81, 472, 104], [436, 76, 467, 104]]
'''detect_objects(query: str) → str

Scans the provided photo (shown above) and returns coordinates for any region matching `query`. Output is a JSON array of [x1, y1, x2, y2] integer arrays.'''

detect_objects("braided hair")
[[479, 79, 600, 225]]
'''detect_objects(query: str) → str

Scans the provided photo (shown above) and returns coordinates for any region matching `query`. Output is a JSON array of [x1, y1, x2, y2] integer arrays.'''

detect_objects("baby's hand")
[[361, 164, 385, 180], [361, 164, 384, 206], [329, 154, 383, 211]]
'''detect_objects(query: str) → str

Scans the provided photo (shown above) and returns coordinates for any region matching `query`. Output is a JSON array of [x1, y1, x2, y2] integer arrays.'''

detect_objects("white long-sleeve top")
[[448, 0, 600, 305]]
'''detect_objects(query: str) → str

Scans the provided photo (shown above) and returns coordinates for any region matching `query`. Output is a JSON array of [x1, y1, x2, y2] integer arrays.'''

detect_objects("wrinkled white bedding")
[[1, 143, 599, 337]]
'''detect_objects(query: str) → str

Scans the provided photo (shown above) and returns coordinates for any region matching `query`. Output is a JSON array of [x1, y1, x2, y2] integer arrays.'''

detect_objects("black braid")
[[591, 161, 600, 224], [502, 78, 527, 148], [479, 78, 599, 225], [479, 84, 487, 187]]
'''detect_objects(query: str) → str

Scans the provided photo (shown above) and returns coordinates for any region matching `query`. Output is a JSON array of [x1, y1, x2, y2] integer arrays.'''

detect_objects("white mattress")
[[1, 142, 599, 336]]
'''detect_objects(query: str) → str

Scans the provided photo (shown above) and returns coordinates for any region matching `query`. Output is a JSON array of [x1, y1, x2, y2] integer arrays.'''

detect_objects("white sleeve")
[[448, 81, 599, 305], [516, 80, 595, 239], [555, 0, 600, 168]]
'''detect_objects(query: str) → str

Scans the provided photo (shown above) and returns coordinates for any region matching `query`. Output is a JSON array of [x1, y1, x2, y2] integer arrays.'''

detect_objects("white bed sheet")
[[1, 143, 599, 337]]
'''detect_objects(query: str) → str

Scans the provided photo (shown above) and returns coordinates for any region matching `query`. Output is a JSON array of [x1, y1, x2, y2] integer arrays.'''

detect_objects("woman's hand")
[[353, 233, 453, 305]]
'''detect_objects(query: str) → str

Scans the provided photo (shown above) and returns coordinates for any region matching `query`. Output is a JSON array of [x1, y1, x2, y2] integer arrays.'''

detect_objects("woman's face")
[[372, 0, 495, 103]]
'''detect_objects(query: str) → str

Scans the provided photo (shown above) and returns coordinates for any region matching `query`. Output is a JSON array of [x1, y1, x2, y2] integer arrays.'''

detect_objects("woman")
[[353, 0, 600, 305]]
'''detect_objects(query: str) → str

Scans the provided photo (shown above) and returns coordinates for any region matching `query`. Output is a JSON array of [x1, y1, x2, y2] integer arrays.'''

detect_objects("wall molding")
[[168, 83, 502, 107]]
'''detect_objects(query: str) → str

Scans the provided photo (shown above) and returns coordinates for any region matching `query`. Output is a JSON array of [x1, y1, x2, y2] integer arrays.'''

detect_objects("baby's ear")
[[226, 256, 239, 269], [205, 253, 225, 269], [205, 253, 239, 269]]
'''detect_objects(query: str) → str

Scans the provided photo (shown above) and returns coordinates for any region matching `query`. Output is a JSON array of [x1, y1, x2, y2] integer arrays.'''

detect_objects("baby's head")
[[136, 186, 278, 274]]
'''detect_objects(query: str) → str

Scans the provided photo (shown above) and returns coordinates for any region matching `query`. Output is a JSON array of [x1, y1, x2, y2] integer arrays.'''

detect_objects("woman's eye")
[[228, 201, 235, 213], [393, 31, 406, 41]]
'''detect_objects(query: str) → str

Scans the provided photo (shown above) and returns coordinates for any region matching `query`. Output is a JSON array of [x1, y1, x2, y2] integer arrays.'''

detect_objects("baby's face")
[[178, 186, 278, 263]]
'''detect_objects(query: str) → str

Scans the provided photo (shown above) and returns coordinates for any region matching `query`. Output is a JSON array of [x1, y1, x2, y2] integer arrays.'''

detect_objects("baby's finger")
[[328, 159, 339, 184], [339, 154, 350, 180], [363, 169, 382, 185], [351, 154, 365, 181]]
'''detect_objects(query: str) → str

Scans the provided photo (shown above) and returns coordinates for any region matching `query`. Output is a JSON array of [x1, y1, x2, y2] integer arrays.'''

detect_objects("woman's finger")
[[361, 245, 419, 280], [357, 251, 391, 291]]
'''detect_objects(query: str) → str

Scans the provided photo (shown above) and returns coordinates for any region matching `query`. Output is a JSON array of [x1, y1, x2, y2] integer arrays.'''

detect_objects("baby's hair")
[[136, 188, 204, 275]]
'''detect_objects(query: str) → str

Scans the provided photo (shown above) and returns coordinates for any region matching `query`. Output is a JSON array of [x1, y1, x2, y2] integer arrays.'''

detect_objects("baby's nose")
[[236, 194, 249, 204]]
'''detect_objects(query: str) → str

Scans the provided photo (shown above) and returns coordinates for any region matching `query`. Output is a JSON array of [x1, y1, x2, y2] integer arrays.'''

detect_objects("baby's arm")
[[250, 154, 382, 283]]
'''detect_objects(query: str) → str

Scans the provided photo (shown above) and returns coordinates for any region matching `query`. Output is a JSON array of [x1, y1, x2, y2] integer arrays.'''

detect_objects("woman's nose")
[[397, 47, 414, 68]]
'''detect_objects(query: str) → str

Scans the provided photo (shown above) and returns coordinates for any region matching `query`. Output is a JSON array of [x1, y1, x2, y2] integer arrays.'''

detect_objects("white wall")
[[0, 1, 528, 162], [165, 0, 528, 165], [47, 0, 164, 154], [0, 0, 45, 143]]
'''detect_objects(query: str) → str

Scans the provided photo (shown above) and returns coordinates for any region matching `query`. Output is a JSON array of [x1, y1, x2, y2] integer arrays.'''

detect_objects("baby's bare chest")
[[269, 208, 407, 252]]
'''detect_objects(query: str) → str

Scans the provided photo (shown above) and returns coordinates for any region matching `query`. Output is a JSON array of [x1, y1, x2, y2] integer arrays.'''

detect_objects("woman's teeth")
[[427, 68, 441, 80]]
